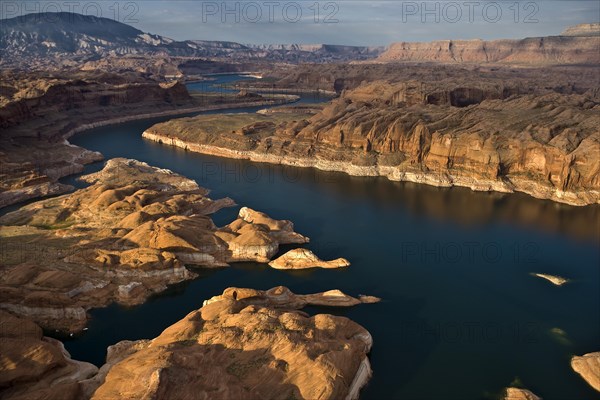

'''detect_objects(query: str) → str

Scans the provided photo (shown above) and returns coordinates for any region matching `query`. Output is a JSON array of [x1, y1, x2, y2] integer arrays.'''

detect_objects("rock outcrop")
[[269, 248, 350, 270], [144, 84, 600, 206], [503, 387, 541, 400], [531, 273, 569, 286], [0, 158, 309, 332], [88, 286, 376, 400], [0, 310, 98, 400], [571, 352, 600, 392], [561, 23, 600, 37]]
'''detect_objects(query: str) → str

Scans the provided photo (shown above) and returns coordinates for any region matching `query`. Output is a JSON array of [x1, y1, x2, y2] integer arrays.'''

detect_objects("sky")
[[2, 1, 599, 45]]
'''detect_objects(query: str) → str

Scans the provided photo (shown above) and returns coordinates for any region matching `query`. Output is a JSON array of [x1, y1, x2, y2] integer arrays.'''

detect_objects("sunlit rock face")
[[572, 352, 600, 392], [89, 286, 376, 400], [0, 159, 309, 333], [144, 82, 600, 206]]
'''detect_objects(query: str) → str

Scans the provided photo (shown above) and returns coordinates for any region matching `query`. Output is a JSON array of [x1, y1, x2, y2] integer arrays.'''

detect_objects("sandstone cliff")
[[144, 83, 600, 206]]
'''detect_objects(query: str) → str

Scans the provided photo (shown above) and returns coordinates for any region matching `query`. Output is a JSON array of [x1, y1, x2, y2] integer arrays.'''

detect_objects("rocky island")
[[269, 248, 350, 270]]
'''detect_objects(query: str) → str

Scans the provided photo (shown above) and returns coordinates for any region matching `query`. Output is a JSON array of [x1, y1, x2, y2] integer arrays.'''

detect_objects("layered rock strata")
[[0, 158, 309, 332], [377, 32, 600, 65], [144, 85, 600, 206]]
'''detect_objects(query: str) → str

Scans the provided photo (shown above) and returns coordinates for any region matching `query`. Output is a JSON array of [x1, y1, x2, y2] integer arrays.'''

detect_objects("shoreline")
[[63, 97, 298, 139], [0, 97, 298, 211], [142, 131, 600, 207], [228, 84, 338, 96]]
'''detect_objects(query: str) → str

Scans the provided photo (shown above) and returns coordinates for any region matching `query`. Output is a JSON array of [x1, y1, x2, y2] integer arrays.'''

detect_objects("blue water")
[[186, 74, 330, 104], [61, 75, 600, 400]]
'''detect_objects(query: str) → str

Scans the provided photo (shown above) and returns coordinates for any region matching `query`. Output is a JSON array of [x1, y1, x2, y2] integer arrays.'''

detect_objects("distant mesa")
[[561, 23, 600, 37], [376, 23, 600, 65], [503, 387, 541, 400]]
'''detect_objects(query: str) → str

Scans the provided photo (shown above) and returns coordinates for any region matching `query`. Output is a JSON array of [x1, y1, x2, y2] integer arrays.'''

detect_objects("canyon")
[[143, 81, 600, 206], [1, 13, 599, 400], [0, 69, 295, 209]]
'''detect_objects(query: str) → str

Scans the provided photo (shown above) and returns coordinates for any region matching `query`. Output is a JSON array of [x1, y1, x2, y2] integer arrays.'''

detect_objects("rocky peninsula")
[[0, 287, 378, 400], [89, 286, 375, 400], [143, 82, 600, 206], [0, 158, 320, 333]]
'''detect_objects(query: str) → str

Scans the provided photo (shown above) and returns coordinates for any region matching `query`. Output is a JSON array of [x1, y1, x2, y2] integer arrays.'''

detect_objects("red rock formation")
[[144, 83, 600, 205], [89, 287, 376, 400]]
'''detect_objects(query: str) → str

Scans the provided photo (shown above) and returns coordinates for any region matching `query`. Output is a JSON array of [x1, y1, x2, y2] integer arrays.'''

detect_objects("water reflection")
[[177, 151, 600, 243]]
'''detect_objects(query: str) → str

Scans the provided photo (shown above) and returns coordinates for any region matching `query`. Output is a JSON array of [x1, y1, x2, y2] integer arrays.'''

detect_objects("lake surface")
[[63, 75, 600, 400]]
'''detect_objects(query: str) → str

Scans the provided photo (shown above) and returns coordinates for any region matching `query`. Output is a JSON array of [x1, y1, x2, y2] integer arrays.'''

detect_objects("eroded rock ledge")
[[143, 85, 600, 206], [203, 286, 381, 308], [571, 352, 600, 392], [503, 387, 541, 400], [1, 287, 379, 399], [0, 158, 314, 333], [85, 286, 377, 400], [269, 248, 350, 270]]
